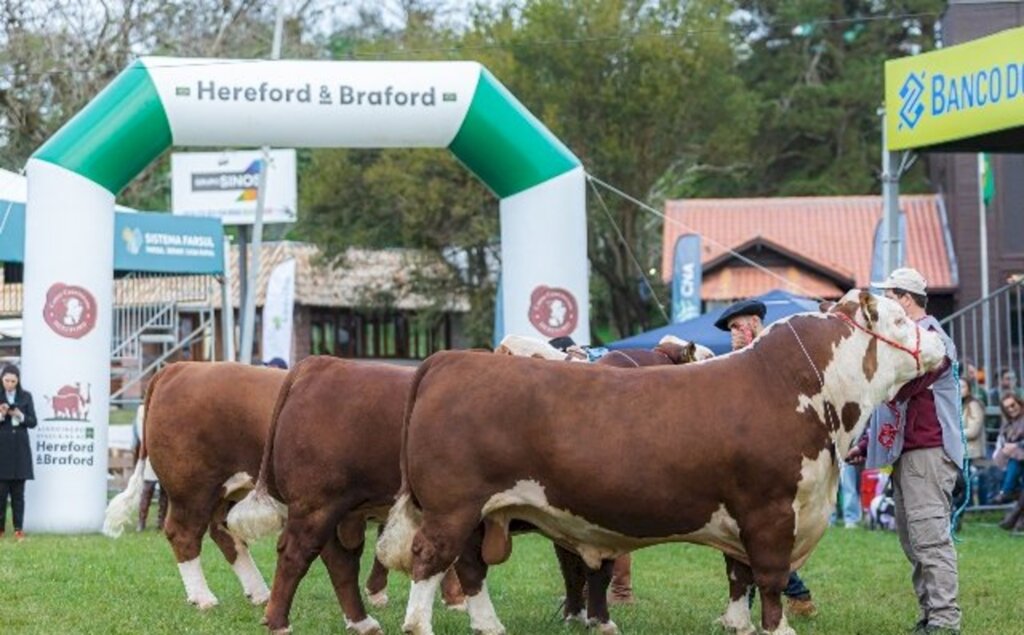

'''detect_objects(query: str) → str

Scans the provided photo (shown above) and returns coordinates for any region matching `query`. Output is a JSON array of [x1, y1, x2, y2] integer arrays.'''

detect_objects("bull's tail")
[[225, 360, 302, 542], [376, 492, 423, 573], [375, 353, 440, 572], [102, 460, 146, 538], [103, 369, 164, 538]]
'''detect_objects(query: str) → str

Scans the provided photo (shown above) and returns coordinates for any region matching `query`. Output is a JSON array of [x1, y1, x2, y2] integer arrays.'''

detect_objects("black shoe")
[[991, 491, 1018, 505], [908, 619, 928, 634], [924, 626, 960, 635]]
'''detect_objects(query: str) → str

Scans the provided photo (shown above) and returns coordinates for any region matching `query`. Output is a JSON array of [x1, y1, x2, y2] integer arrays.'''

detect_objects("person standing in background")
[[0, 364, 38, 541]]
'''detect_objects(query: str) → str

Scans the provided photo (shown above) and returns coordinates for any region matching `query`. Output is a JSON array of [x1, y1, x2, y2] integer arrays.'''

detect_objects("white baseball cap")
[[873, 267, 928, 295]]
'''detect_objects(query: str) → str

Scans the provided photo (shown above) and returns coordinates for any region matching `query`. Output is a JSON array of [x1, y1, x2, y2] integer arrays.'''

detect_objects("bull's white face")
[[841, 290, 946, 401]]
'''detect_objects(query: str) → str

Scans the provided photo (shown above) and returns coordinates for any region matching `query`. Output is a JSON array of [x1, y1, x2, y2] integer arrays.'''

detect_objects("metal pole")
[[880, 109, 900, 276], [220, 235, 236, 362], [978, 154, 992, 395], [239, 0, 285, 365]]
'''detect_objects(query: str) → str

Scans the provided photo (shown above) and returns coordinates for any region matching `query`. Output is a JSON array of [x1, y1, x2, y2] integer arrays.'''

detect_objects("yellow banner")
[[885, 26, 1024, 150]]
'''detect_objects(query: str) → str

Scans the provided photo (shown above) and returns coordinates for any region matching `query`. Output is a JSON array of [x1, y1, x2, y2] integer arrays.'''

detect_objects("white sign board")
[[171, 149, 297, 225]]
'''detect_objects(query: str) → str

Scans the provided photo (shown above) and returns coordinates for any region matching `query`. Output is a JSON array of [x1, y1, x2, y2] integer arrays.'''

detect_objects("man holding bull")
[[846, 268, 963, 635], [714, 299, 818, 618]]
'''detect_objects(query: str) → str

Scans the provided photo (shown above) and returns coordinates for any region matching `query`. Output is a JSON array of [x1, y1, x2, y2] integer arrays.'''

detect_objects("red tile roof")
[[703, 266, 845, 301], [661, 195, 955, 299]]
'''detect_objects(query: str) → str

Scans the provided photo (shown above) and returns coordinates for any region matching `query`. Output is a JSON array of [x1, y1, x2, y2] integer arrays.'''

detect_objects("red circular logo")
[[43, 283, 97, 340], [528, 286, 578, 338]]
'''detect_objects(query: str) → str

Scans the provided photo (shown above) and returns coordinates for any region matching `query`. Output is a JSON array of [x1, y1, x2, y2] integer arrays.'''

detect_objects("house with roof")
[[661, 194, 958, 317]]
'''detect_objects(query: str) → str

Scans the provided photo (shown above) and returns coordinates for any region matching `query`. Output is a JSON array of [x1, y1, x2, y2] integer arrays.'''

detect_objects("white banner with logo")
[[260, 258, 295, 366], [499, 168, 589, 344], [23, 160, 113, 533], [171, 149, 297, 225]]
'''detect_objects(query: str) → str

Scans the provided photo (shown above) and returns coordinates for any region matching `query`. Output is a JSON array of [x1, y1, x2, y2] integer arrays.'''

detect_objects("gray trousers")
[[892, 447, 961, 630]]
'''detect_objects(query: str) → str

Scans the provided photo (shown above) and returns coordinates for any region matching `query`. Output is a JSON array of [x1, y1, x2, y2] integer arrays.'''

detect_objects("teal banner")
[[0, 200, 223, 274], [114, 211, 223, 273]]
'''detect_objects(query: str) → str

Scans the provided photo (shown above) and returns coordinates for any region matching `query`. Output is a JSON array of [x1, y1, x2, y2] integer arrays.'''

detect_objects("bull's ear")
[[859, 290, 879, 329], [684, 342, 697, 363], [819, 300, 836, 313]]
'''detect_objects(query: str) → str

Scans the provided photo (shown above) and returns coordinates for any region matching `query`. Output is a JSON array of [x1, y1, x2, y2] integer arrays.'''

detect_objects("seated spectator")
[[988, 368, 1022, 408], [991, 394, 1024, 507]]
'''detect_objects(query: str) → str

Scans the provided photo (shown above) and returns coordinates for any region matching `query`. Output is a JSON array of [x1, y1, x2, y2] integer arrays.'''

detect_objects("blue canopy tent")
[[606, 289, 821, 355]]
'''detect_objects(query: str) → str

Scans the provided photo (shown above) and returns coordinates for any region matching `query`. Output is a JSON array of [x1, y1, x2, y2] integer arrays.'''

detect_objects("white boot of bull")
[[230, 541, 270, 605], [402, 573, 443, 635], [588, 617, 619, 635], [765, 613, 797, 635], [564, 609, 587, 626], [178, 557, 219, 610], [346, 615, 383, 635], [465, 582, 506, 635], [717, 597, 756, 635], [365, 588, 388, 608]]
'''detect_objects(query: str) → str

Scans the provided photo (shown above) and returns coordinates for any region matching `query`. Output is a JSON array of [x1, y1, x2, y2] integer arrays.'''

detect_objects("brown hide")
[[267, 356, 409, 522], [145, 362, 284, 562], [404, 315, 847, 557]]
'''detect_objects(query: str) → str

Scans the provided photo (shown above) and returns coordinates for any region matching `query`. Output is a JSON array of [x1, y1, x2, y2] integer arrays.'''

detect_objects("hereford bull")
[[378, 291, 947, 635], [227, 339, 706, 634], [103, 362, 285, 609]]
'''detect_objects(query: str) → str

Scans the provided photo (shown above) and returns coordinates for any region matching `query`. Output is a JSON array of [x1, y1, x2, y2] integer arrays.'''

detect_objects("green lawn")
[[0, 518, 1018, 634]]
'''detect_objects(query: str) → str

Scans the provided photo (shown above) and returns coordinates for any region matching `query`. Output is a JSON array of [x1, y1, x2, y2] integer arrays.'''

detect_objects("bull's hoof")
[[248, 587, 271, 606], [590, 620, 619, 635], [346, 615, 383, 635], [188, 594, 219, 611], [564, 610, 587, 625], [715, 615, 756, 635], [366, 589, 389, 608], [269, 628, 292, 635], [444, 600, 468, 612], [471, 629, 506, 635], [402, 622, 433, 635]]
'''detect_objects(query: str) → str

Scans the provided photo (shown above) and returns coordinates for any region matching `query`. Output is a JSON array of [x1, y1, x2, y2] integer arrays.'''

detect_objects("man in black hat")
[[714, 299, 767, 350], [716, 298, 818, 617]]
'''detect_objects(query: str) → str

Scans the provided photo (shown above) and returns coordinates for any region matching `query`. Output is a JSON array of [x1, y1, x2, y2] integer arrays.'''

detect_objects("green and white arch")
[[24, 58, 587, 533]]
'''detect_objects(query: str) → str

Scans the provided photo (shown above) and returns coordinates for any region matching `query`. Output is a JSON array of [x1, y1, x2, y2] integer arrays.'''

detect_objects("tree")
[[731, 0, 944, 195], [464, 0, 759, 338]]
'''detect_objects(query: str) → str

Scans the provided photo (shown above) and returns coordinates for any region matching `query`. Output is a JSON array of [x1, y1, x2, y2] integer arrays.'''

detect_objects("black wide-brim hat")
[[714, 299, 767, 332]]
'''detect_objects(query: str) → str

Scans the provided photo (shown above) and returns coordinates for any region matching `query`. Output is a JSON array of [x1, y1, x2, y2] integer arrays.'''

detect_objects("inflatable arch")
[[23, 58, 587, 532]]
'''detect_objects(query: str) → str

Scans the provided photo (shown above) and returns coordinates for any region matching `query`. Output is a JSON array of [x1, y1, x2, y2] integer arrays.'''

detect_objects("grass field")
[[0, 516, 1020, 634]]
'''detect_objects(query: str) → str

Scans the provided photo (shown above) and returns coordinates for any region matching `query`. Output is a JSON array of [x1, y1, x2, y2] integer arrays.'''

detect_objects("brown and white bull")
[[226, 339, 707, 634], [378, 291, 946, 635], [103, 362, 285, 609]]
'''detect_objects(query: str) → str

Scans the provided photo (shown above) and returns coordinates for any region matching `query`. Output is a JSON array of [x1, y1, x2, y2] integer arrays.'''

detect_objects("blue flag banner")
[[671, 233, 702, 323]]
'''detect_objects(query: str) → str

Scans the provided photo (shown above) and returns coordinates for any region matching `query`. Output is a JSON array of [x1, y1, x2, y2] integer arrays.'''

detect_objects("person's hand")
[[845, 445, 865, 465], [0, 403, 8, 417]]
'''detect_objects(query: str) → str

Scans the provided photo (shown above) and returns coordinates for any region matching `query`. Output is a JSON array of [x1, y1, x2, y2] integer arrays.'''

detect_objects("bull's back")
[[146, 362, 286, 494], [271, 357, 413, 510], [405, 351, 824, 537]]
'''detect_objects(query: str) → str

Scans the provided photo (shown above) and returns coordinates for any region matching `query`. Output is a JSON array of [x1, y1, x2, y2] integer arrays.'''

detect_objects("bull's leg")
[[163, 496, 219, 609], [585, 559, 618, 635], [264, 506, 344, 633], [209, 501, 270, 605], [746, 531, 797, 635], [404, 509, 481, 635], [717, 555, 756, 635], [453, 524, 505, 635], [364, 526, 390, 608], [319, 524, 383, 635], [440, 567, 467, 610], [553, 544, 588, 623]]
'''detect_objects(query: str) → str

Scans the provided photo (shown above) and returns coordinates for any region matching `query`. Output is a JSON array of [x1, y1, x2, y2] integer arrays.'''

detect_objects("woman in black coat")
[[1, 364, 37, 540]]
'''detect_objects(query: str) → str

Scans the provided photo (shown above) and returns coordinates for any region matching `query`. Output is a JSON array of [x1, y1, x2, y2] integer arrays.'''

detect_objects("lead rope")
[[951, 360, 970, 543], [786, 323, 824, 389]]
